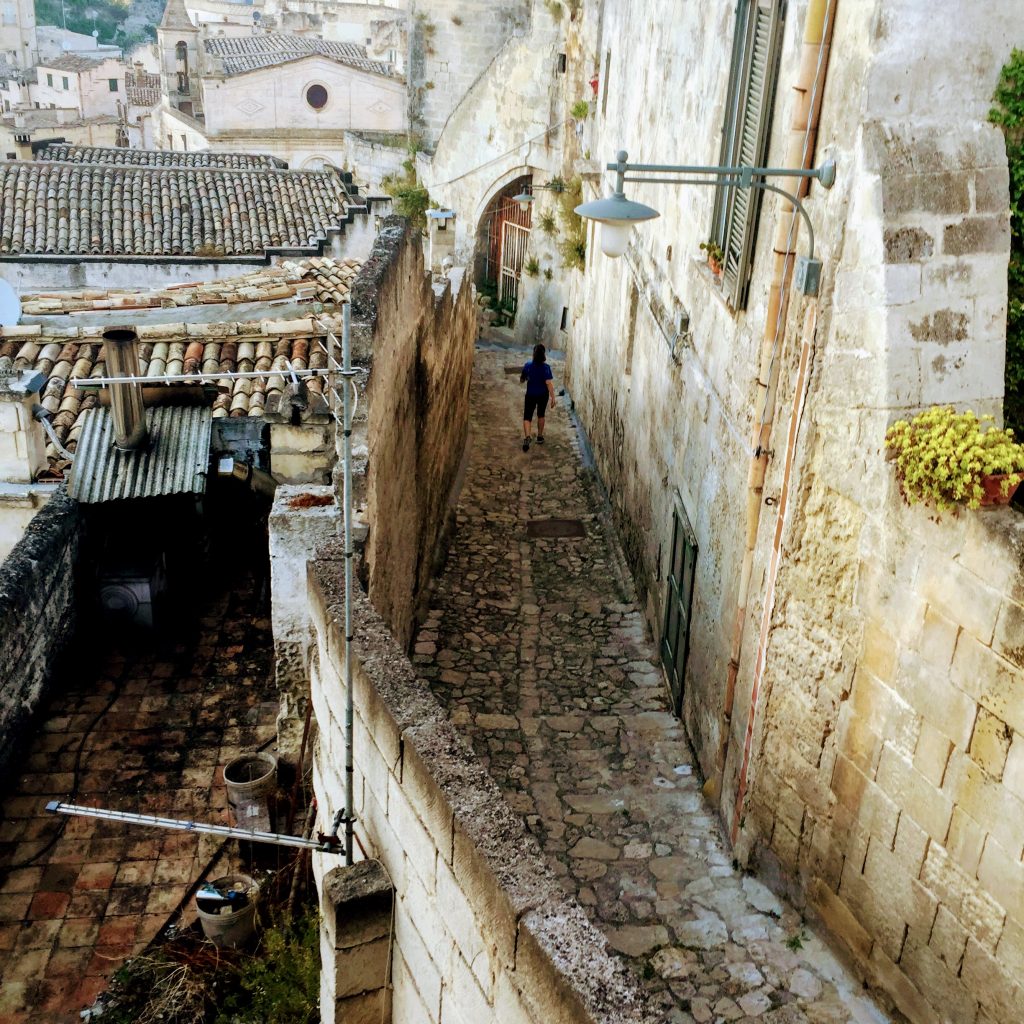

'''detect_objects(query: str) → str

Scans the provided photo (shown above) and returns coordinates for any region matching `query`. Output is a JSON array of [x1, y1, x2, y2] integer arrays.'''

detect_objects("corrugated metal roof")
[[68, 405, 212, 503]]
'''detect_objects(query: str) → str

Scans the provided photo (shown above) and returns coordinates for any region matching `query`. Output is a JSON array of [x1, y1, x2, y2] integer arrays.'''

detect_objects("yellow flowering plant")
[[884, 406, 1024, 511]]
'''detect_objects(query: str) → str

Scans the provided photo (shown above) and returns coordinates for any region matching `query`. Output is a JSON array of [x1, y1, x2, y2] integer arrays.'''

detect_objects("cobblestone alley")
[[414, 346, 889, 1024]]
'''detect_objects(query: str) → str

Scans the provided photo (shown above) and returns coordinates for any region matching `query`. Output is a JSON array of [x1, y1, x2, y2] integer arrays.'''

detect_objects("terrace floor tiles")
[[0, 551, 275, 1022]]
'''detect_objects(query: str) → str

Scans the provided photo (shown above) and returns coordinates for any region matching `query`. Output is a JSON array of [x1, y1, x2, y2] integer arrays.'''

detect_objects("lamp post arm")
[[608, 159, 835, 188], [621, 176, 815, 260]]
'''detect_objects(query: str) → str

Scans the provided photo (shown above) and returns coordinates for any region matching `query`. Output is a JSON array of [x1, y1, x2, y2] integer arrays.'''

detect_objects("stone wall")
[[269, 484, 340, 753], [0, 488, 80, 778], [558, 0, 1024, 1020], [352, 216, 476, 650], [407, 0, 531, 148], [307, 551, 657, 1024], [341, 131, 408, 192]]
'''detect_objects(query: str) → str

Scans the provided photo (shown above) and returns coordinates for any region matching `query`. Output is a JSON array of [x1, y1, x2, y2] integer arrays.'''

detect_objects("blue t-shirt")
[[522, 360, 553, 396]]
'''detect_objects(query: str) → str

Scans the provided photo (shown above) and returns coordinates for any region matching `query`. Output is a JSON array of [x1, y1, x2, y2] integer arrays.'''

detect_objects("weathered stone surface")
[[411, 350, 890, 1020]]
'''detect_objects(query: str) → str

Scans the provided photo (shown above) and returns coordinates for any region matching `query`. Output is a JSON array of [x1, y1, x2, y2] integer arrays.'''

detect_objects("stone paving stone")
[[0, 558, 277, 1024], [416, 347, 891, 1023]]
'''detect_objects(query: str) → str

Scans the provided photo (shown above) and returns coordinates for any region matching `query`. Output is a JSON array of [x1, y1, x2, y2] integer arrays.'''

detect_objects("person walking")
[[520, 343, 555, 451]]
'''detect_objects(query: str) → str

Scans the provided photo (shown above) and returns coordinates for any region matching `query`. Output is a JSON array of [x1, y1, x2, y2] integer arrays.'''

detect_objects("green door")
[[661, 502, 697, 718]]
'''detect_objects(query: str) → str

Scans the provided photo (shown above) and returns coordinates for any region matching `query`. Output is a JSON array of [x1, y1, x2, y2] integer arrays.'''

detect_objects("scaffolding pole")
[[341, 300, 355, 866]]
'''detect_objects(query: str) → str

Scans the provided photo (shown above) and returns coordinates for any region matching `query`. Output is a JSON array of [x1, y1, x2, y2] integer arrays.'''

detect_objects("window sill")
[[692, 256, 732, 312]]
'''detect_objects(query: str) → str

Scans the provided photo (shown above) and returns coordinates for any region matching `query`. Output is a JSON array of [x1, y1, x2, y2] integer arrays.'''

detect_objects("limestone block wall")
[[407, 0, 531, 148], [341, 131, 408, 191], [306, 552, 656, 1024], [269, 484, 339, 753], [351, 217, 476, 650], [0, 488, 80, 778]]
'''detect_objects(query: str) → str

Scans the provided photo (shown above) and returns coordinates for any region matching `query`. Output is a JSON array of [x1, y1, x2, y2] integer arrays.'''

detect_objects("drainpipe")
[[715, 0, 837, 817]]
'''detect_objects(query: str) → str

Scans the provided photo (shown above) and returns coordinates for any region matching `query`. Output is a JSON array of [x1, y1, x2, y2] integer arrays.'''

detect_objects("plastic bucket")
[[223, 752, 277, 816], [196, 874, 258, 949]]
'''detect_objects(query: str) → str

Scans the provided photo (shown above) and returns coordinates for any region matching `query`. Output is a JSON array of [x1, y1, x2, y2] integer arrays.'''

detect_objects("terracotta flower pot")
[[709, 257, 722, 277], [979, 474, 1022, 507]]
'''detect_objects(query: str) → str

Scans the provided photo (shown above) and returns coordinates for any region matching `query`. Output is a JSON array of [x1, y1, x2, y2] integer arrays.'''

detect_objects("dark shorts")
[[524, 393, 549, 420]]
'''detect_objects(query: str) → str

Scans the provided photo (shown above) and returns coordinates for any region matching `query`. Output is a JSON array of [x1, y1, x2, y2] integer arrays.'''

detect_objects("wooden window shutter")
[[712, 0, 786, 310]]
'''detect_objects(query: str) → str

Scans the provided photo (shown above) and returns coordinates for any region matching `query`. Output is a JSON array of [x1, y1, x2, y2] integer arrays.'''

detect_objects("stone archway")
[[475, 173, 532, 325]]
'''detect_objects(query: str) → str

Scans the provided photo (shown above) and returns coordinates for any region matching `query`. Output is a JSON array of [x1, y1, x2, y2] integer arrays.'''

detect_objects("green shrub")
[[556, 176, 586, 271], [990, 50, 1024, 436], [570, 99, 591, 120], [884, 406, 1024, 511], [524, 257, 540, 277], [381, 155, 430, 229]]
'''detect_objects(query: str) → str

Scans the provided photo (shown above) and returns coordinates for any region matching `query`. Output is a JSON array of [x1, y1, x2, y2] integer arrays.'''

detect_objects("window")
[[557, 52, 567, 74], [176, 71, 188, 92], [560, 306, 568, 332], [108, 79, 119, 92], [62, 76, 68, 90], [711, 0, 786, 310], [305, 83, 328, 110], [5, 151, 14, 158], [661, 500, 697, 717], [46, 73, 53, 87], [175, 41, 188, 62]]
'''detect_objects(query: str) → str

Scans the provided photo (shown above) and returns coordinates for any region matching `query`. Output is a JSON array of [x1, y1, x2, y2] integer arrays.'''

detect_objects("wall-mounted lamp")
[[512, 178, 568, 210], [575, 150, 836, 294], [426, 208, 455, 228]]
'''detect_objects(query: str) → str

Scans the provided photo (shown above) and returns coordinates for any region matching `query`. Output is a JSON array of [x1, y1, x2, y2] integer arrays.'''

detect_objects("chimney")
[[102, 327, 148, 451]]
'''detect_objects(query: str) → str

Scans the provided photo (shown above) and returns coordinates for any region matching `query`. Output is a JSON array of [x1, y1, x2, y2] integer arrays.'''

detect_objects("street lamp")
[[575, 150, 836, 294], [512, 178, 568, 210]]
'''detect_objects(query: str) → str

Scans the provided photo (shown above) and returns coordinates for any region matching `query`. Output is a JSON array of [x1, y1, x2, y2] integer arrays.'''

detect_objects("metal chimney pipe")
[[102, 327, 148, 451]]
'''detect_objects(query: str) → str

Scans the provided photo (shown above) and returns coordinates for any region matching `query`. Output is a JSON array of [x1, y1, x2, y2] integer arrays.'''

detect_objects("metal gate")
[[662, 500, 697, 717], [499, 220, 530, 315]]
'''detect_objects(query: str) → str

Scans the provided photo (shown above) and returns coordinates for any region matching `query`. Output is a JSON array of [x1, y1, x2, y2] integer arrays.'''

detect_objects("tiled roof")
[[204, 34, 393, 78], [0, 161, 349, 257], [125, 71, 161, 108], [0, 314, 343, 471], [38, 54, 106, 73], [21, 255, 361, 314], [36, 144, 285, 169], [68, 405, 212, 503]]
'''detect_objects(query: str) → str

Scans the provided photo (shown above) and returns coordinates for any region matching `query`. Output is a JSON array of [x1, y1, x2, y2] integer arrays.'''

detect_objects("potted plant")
[[700, 240, 724, 277], [884, 406, 1024, 512]]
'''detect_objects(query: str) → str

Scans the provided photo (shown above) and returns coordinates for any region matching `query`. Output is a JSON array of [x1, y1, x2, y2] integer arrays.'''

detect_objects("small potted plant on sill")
[[884, 406, 1024, 512], [700, 240, 724, 278]]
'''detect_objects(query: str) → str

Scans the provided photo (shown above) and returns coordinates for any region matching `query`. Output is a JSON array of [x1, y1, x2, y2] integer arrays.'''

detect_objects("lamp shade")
[[575, 193, 659, 259], [512, 191, 534, 209], [574, 193, 659, 225]]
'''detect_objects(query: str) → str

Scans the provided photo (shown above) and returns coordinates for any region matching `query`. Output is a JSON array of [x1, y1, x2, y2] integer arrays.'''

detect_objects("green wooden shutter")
[[712, 0, 786, 310]]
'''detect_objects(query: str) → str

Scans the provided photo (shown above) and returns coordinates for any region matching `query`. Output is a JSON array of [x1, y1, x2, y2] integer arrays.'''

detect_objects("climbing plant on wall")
[[381, 145, 430, 230], [991, 50, 1024, 436]]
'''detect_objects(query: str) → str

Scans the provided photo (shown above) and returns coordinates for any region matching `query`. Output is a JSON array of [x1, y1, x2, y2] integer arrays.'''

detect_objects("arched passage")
[[475, 173, 532, 324]]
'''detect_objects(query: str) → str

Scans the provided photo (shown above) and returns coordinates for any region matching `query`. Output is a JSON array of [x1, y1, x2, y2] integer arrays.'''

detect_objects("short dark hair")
[[532, 343, 546, 364]]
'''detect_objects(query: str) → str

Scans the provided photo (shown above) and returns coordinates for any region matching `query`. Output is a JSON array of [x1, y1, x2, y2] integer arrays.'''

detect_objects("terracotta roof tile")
[[204, 34, 394, 77], [0, 160, 349, 257], [37, 144, 284, 169], [125, 71, 161, 108], [37, 54, 105, 73], [21, 255, 362, 313], [0, 314, 343, 471]]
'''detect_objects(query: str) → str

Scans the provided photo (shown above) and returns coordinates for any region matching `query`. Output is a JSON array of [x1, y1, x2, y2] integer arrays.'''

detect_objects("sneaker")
[[537, 435, 545, 444], [522, 438, 530, 452]]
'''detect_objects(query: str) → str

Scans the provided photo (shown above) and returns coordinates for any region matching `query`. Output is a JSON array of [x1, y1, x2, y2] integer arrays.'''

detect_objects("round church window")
[[306, 84, 328, 110]]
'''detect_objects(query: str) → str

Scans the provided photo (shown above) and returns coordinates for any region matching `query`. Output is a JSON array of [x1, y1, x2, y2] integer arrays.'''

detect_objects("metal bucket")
[[196, 874, 258, 949]]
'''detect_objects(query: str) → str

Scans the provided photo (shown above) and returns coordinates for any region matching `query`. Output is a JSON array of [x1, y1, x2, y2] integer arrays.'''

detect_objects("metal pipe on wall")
[[102, 327, 148, 451], [716, 0, 838, 819], [341, 300, 355, 867]]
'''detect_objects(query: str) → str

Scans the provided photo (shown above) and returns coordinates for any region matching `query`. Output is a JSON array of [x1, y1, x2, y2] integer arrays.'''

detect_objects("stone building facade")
[[543, 0, 1024, 1021]]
